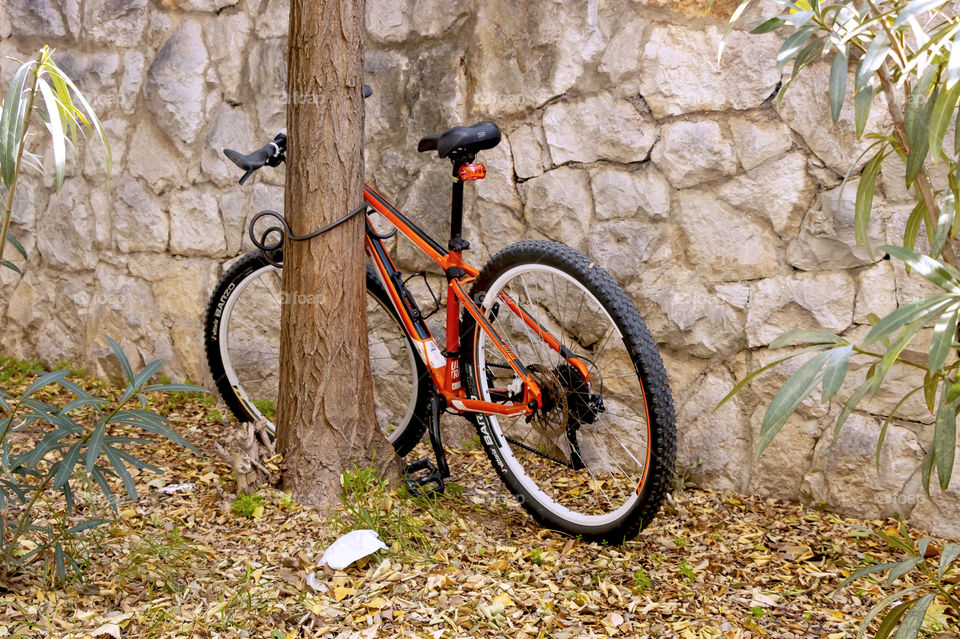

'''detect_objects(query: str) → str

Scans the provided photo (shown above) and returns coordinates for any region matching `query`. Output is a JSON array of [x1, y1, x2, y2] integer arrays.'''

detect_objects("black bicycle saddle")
[[417, 121, 501, 159]]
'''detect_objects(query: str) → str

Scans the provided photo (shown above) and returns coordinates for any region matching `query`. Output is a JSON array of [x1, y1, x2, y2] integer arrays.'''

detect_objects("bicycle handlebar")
[[223, 84, 373, 185]]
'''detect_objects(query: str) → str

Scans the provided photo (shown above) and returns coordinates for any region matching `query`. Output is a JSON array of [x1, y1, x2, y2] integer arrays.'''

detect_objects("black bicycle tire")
[[459, 240, 677, 543], [203, 250, 430, 456]]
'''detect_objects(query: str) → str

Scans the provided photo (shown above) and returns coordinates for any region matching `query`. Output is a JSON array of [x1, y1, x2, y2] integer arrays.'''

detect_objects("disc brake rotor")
[[527, 364, 569, 439]]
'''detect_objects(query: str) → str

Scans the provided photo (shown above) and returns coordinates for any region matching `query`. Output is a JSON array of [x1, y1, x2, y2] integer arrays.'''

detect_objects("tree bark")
[[279, 0, 397, 507]]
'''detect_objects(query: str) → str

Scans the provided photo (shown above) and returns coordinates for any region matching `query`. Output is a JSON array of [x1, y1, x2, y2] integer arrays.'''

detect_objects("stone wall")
[[1, 0, 958, 539]]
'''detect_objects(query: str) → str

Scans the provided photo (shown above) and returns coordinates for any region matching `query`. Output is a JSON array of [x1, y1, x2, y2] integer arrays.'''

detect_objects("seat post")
[[448, 159, 469, 252]]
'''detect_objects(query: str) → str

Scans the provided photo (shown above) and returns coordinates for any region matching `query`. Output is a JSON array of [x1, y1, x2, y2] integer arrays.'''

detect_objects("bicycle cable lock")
[[248, 204, 368, 268]]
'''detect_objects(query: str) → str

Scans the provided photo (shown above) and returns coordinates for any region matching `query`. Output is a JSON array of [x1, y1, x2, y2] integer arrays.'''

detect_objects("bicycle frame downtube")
[[362, 184, 544, 417]]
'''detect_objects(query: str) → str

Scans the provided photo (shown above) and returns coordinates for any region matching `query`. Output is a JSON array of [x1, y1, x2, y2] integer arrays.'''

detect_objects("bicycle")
[[204, 93, 677, 542]]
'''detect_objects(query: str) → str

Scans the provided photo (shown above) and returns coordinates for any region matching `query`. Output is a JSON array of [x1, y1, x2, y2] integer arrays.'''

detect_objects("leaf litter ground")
[[0, 368, 957, 638]]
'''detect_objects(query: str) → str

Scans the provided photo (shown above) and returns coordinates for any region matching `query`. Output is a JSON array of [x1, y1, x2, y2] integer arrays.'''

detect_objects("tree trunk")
[[279, 0, 397, 507]]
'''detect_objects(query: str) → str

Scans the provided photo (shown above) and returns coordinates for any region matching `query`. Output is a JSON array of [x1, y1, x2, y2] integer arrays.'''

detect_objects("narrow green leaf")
[[932, 193, 958, 258], [886, 556, 923, 585], [758, 351, 831, 455], [85, 420, 106, 473], [6, 235, 26, 259], [52, 441, 82, 490], [829, 51, 848, 123], [103, 444, 137, 501], [855, 83, 874, 137], [881, 244, 960, 292], [1, 260, 22, 275], [54, 543, 65, 583], [863, 294, 955, 345], [929, 80, 960, 159], [837, 561, 899, 591], [875, 599, 913, 639], [929, 304, 959, 373], [777, 26, 815, 69], [751, 17, 785, 34], [856, 586, 926, 639], [892, 0, 950, 27], [836, 379, 872, 440], [90, 466, 117, 515], [67, 518, 108, 534], [104, 335, 134, 385], [906, 67, 938, 149], [903, 198, 926, 252], [922, 432, 937, 495], [34, 78, 65, 192], [856, 33, 890, 93], [938, 542, 960, 580], [0, 61, 33, 189], [924, 370, 938, 412], [769, 329, 846, 349], [821, 345, 852, 403], [947, 377, 960, 403], [20, 368, 71, 399], [893, 592, 936, 639], [934, 393, 956, 490], [855, 151, 885, 253], [141, 383, 207, 394], [905, 134, 930, 187], [713, 344, 836, 412], [118, 359, 164, 405]]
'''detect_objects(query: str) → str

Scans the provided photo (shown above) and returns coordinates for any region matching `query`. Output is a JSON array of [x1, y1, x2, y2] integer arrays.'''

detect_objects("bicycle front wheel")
[[460, 240, 676, 543], [203, 250, 430, 456]]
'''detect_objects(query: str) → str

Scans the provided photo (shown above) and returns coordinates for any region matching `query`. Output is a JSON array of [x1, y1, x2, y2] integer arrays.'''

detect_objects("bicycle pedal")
[[403, 458, 446, 497]]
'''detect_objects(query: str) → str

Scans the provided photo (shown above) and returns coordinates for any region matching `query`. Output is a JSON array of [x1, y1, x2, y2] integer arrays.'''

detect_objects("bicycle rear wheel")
[[460, 240, 676, 543], [204, 250, 430, 456]]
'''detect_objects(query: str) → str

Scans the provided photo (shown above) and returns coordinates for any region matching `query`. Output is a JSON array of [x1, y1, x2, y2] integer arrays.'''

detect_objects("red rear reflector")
[[458, 163, 486, 181]]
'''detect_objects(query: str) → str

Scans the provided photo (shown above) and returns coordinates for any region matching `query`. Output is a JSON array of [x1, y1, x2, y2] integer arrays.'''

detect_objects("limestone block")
[[802, 413, 924, 519], [589, 221, 660, 282], [590, 165, 671, 221], [204, 11, 250, 102], [628, 264, 744, 358], [854, 260, 897, 325], [519, 167, 593, 251], [111, 176, 169, 253], [717, 152, 815, 240], [6, 0, 67, 38], [543, 94, 656, 166], [466, 201, 527, 267], [82, 118, 127, 180], [254, 0, 287, 39], [120, 51, 145, 114], [411, 0, 472, 38], [53, 51, 120, 111], [219, 189, 252, 256], [178, 0, 239, 11], [787, 179, 885, 271], [202, 104, 257, 188], [677, 190, 779, 282], [247, 39, 287, 138], [151, 258, 216, 321], [638, 24, 781, 118], [366, 0, 412, 43], [780, 62, 890, 174], [474, 136, 519, 210], [509, 123, 546, 180], [169, 190, 227, 257], [88, 263, 175, 374], [599, 19, 646, 95], [652, 119, 738, 189], [468, 0, 603, 117], [37, 179, 109, 271], [145, 20, 209, 151], [83, 0, 149, 48], [745, 271, 855, 347], [729, 117, 794, 172], [676, 368, 751, 492], [748, 405, 825, 501], [127, 120, 188, 194]]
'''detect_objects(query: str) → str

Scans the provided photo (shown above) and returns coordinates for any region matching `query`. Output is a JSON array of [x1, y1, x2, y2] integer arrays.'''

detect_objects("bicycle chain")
[[504, 435, 574, 469]]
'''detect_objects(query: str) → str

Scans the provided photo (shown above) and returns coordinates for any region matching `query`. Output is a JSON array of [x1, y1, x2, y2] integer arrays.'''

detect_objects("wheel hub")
[[527, 364, 569, 438]]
